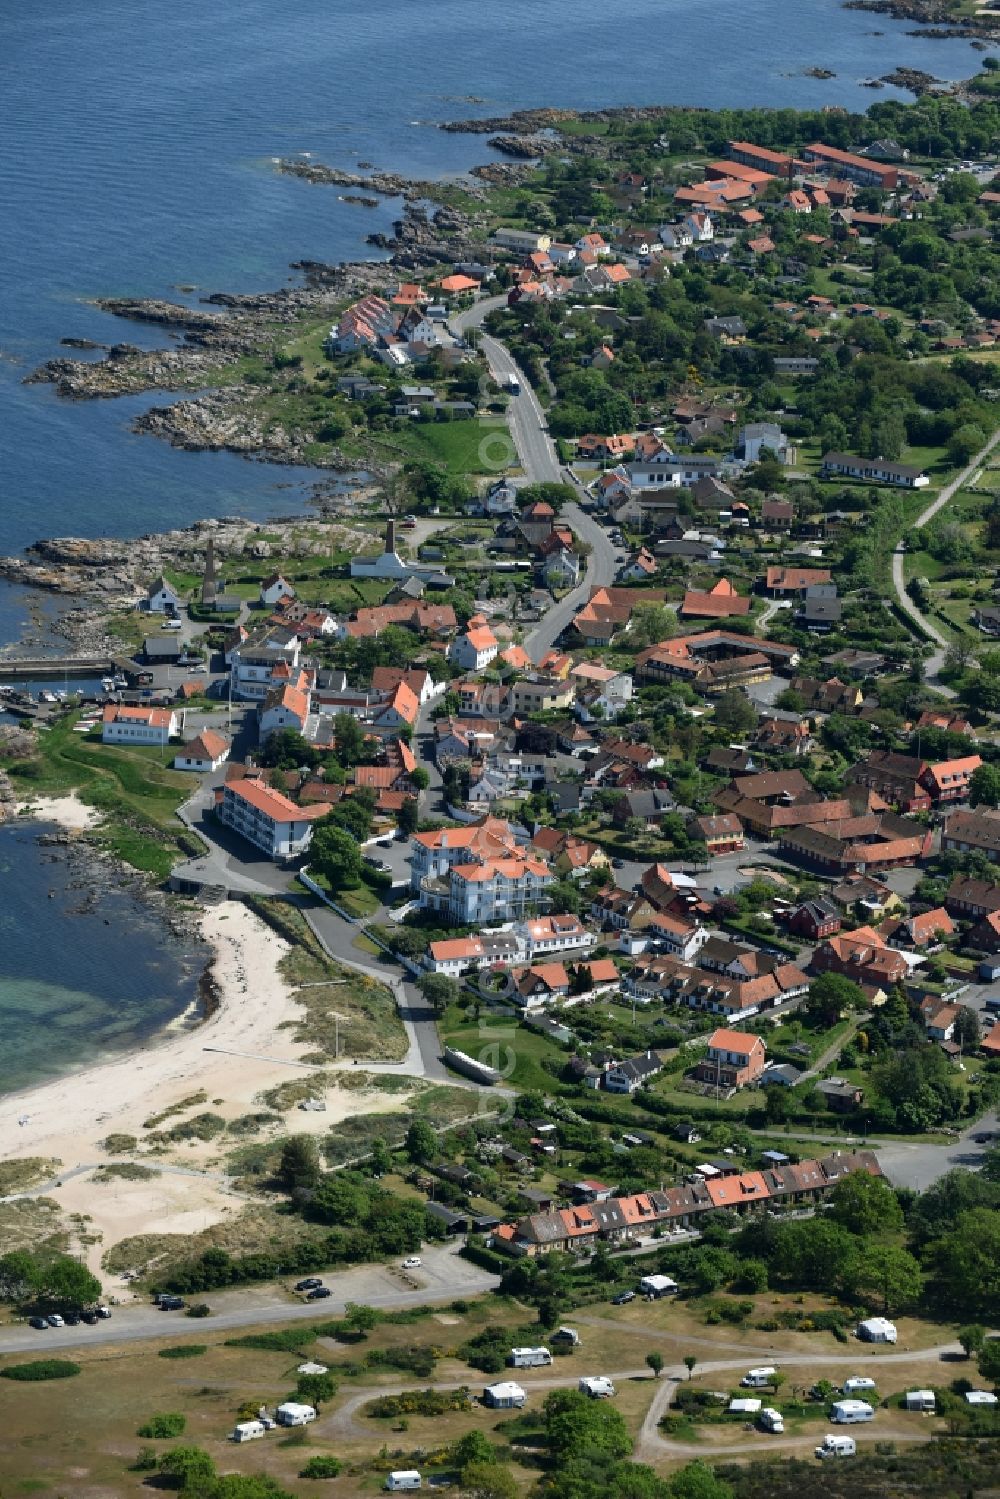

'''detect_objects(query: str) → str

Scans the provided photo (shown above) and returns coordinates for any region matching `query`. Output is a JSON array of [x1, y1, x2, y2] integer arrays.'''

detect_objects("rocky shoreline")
[[844, 0, 1000, 41], [0, 511, 378, 637]]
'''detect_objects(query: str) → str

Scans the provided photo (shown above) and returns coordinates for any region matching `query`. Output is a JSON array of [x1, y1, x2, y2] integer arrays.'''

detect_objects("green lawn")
[[372, 419, 496, 476], [8, 715, 194, 878], [439, 1006, 566, 1091]]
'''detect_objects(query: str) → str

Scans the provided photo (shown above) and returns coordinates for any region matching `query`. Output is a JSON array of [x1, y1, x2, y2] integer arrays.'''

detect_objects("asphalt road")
[[873, 1110, 998, 1192], [449, 295, 617, 663], [0, 1245, 498, 1356]]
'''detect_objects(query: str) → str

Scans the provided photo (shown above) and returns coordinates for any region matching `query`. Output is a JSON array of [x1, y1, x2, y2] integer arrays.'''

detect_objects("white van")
[[161, 618, 183, 630], [759, 1408, 784, 1433], [231, 1420, 266, 1443], [842, 1377, 877, 1395], [815, 1434, 856, 1459], [741, 1367, 777, 1389], [830, 1399, 874, 1424], [386, 1472, 422, 1491]]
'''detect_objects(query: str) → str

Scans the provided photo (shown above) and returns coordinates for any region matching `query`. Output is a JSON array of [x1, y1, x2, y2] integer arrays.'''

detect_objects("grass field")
[[0, 1285, 963, 1495]]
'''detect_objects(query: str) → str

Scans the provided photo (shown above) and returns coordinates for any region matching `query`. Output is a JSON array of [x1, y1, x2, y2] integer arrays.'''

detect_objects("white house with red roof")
[[449, 623, 500, 673], [174, 729, 231, 772], [102, 704, 179, 747]]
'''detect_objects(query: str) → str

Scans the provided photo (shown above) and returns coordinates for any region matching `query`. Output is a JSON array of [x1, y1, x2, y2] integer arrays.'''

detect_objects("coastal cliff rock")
[[276, 156, 490, 204]]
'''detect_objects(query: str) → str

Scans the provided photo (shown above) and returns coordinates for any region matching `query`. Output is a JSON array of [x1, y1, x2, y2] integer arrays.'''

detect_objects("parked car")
[[611, 858, 625, 869], [973, 1132, 996, 1144], [295, 1278, 323, 1292], [307, 1287, 332, 1300], [28, 1316, 48, 1330], [611, 1291, 635, 1306], [62, 1312, 81, 1326], [46, 1314, 65, 1328], [80, 1311, 98, 1325], [402, 1257, 422, 1270]]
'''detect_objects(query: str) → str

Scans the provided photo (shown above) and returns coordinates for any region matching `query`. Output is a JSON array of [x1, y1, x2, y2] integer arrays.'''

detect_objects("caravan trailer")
[[275, 1402, 316, 1427], [509, 1346, 552, 1368], [815, 1434, 856, 1460], [905, 1390, 936, 1412], [386, 1473, 422, 1491], [231, 1421, 266, 1443], [830, 1400, 875, 1424]]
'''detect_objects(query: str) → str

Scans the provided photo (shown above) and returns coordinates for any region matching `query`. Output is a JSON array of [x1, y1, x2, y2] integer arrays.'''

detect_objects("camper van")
[[275, 1402, 316, 1427], [815, 1434, 856, 1460], [579, 1376, 616, 1399], [386, 1473, 422, 1491], [830, 1399, 875, 1424], [231, 1421, 266, 1443], [758, 1408, 785, 1434], [741, 1367, 777, 1389], [509, 1346, 552, 1368]]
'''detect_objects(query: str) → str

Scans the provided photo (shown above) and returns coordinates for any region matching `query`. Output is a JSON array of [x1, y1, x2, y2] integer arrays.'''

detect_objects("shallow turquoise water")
[[0, 821, 208, 1097]]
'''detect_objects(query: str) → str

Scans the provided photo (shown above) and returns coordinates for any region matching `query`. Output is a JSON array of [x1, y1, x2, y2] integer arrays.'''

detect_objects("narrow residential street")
[[891, 425, 1000, 688]]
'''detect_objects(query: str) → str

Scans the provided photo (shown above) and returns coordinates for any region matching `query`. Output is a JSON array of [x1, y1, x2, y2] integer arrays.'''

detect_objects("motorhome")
[[579, 1376, 616, 1399], [509, 1347, 552, 1368], [815, 1434, 857, 1459], [552, 1327, 581, 1346], [741, 1367, 777, 1389], [830, 1399, 875, 1424], [759, 1408, 785, 1434]]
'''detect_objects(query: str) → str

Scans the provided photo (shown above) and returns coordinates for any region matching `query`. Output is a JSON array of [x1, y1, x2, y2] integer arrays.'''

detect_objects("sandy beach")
[[0, 898, 402, 1285], [14, 791, 101, 831]]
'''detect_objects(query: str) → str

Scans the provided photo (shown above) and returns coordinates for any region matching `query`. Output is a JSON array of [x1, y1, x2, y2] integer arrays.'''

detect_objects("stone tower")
[[201, 536, 219, 608]]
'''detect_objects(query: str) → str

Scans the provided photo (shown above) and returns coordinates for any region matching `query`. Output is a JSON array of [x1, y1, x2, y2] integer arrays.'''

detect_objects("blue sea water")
[[0, 0, 983, 1090], [0, 0, 982, 570]]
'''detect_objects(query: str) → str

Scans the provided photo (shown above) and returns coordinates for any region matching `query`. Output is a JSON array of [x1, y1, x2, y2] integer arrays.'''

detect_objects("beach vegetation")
[[137, 1411, 186, 1438], [0, 1360, 81, 1381]]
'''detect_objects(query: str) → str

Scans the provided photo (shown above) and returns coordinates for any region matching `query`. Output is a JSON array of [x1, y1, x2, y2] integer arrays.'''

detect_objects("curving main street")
[[450, 294, 618, 662]]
